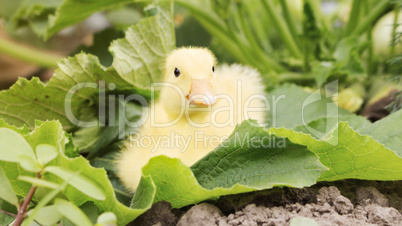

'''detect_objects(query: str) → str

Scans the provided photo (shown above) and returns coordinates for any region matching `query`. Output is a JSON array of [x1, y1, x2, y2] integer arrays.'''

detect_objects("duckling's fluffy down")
[[117, 64, 266, 191]]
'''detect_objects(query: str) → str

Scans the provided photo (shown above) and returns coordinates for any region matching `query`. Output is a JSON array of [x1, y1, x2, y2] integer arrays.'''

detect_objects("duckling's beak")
[[187, 78, 218, 106]]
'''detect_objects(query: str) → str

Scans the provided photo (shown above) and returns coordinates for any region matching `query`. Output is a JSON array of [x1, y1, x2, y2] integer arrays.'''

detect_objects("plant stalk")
[[279, 72, 315, 83], [344, 0, 362, 37], [0, 209, 17, 218], [22, 182, 67, 226], [351, 0, 391, 37], [195, 16, 251, 65], [310, 0, 330, 31], [363, 0, 374, 75], [175, 0, 251, 66], [236, 3, 281, 74], [225, 18, 272, 73], [261, 0, 302, 58], [278, 0, 299, 46], [174, 0, 226, 32], [13, 185, 37, 226], [390, 3, 401, 57], [244, 1, 272, 52], [0, 38, 62, 68], [169, 0, 175, 45]]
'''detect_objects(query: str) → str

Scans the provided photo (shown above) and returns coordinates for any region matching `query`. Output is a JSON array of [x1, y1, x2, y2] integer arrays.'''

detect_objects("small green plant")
[[0, 121, 121, 225], [176, 0, 392, 83]]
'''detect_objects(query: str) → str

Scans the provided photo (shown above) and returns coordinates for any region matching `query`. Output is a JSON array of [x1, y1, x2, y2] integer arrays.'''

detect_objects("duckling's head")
[[160, 47, 218, 118]]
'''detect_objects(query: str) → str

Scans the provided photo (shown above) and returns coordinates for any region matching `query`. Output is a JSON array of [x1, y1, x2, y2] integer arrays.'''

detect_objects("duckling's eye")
[[174, 68, 180, 77], [212, 66, 215, 72]]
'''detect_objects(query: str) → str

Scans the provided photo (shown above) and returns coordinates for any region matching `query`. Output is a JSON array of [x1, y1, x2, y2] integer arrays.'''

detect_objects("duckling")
[[117, 47, 267, 191]]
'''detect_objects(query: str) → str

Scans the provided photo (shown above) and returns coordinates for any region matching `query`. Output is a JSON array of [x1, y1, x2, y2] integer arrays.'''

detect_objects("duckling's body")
[[117, 48, 266, 191]]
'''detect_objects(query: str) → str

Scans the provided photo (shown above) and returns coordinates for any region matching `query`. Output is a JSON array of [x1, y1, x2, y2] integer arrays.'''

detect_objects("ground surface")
[[132, 181, 402, 226]]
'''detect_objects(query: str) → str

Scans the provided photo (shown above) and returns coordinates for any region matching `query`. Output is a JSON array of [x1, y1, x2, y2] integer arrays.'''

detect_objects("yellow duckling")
[[117, 47, 267, 191]]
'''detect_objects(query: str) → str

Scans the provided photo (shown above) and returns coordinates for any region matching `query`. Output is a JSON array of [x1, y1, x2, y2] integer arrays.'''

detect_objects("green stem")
[[261, 0, 302, 58], [227, 19, 275, 74], [177, 0, 285, 73], [169, 0, 176, 46], [0, 209, 17, 218], [364, 0, 374, 75], [351, 0, 391, 37], [228, 5, 260, 66], [236, 3, 277, 72], [14, 185, 37, 226], [279, 72, 315, 83], [0, 38, 61, 68], [310, 0, 330, 31], [194, 16, 250, 65], [175, 0, 249, 66], [344, 0, 362, 37], [390, 4, 400, 57], [278, 0, 299, 46], [244, 1, 272, 52], [21, 182, 67, 226], [175, 0, 226, 32], [230, 4, 243, 34]]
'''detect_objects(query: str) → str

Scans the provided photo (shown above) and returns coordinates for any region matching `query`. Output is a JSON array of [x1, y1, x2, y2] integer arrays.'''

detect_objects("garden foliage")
[[0, 0, 401, 225]]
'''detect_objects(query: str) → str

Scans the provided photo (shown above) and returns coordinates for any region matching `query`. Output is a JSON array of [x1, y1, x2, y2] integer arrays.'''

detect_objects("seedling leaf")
[[0, 165, 18, 206], [54, 199, 92, 226], [18, 176, 59, 189], [35, 144, 58, 165], [33, 205, 63, 226], [0, 128, 35, 162], [45, 166, 106, 201]]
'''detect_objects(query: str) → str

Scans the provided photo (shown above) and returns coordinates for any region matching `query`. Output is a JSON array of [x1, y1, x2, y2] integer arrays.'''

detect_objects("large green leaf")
[[137, 156, 255, 209], [289, 109, 402, 155], [269, 113, 402, 181], [293, 114, 370, 141], [133, 120, 326, 209], [191, 121, 326, 190], [7, 0, 136, 39], [0, 2, 174, 135], [9, 0, 62, 36], [0, 55, 127, 130], [265, 84, 351, 129], [110, 2, 175, 92], [359, 109, 402, 157], [45, 0, 135, 39]]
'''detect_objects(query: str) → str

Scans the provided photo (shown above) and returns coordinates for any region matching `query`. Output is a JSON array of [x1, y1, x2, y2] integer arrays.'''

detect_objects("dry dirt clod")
[[227, 204, 272, 226], [316, 186, 342, 205], [145, 186, 402, 226], [297, 206, 313, 218], [334, 196, 354, 214], [364, 204, 402, 225], [177, 203, 226, 226], [353, 205, 368, 221], [357, 187, 390, 207]]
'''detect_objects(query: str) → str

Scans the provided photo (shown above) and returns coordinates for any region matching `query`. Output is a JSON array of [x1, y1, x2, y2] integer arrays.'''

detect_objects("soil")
[[132, 181, 402, 226]]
